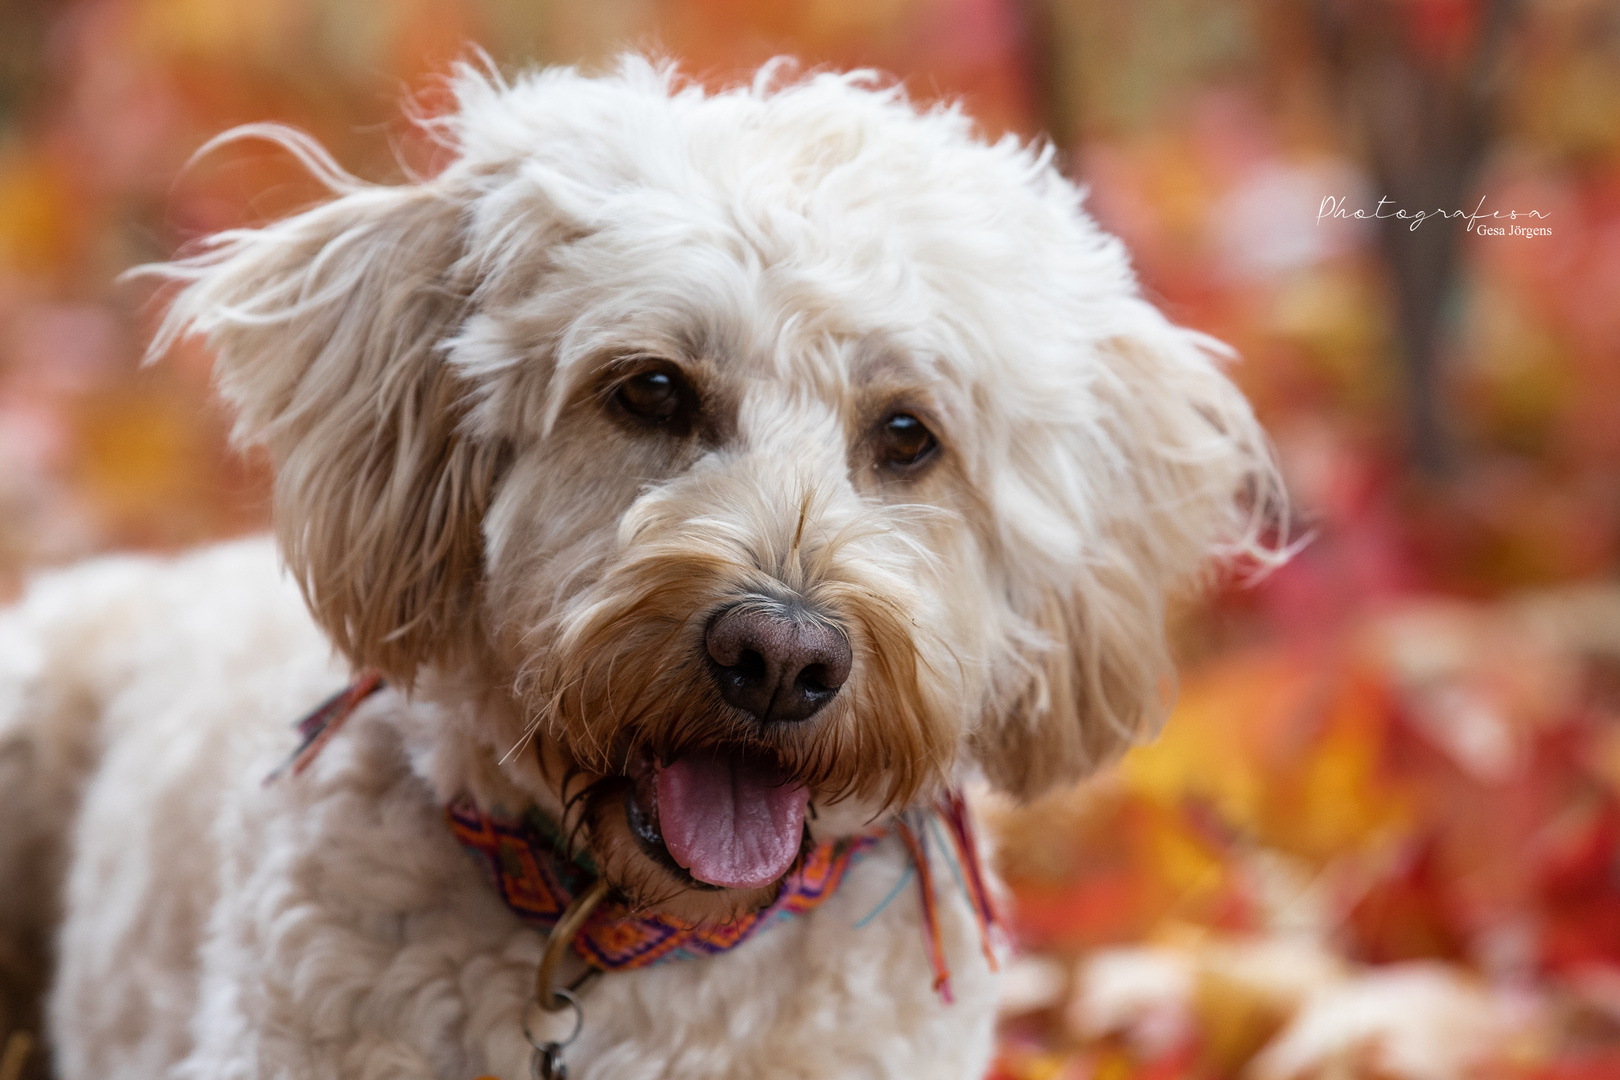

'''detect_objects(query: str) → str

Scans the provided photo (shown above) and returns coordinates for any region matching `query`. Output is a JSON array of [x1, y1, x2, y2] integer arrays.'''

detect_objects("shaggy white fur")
[[0, 56, 1278, 1079]]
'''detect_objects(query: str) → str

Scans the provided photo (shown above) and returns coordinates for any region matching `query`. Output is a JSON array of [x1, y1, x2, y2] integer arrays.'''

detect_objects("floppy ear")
[[972, 315, 1284, 800], [144, 131, 505, 683]]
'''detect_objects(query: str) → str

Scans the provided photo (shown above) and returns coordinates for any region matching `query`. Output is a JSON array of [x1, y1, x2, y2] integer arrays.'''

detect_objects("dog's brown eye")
[[877, 413, 938, 472], [615, 368, 688, 426]]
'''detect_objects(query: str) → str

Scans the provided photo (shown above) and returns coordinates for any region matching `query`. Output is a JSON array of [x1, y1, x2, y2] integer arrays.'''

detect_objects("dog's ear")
[[972, 313, 1284, 800], [144, 133, 504, 683]]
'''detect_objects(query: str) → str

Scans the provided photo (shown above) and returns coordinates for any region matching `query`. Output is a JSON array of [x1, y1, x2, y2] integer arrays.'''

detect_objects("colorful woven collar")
[[444, 792, 1000, 999], [272, 675, 1000, 999], [445, 796, 876, 970]]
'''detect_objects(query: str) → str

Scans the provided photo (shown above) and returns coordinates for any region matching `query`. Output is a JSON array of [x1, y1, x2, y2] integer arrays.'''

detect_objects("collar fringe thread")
[[271, 675, 999, 1000], [263, 671, 385, 785]]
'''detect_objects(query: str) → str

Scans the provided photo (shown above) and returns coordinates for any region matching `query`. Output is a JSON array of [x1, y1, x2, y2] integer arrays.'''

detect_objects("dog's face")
[[151, 58, 1278, 919]]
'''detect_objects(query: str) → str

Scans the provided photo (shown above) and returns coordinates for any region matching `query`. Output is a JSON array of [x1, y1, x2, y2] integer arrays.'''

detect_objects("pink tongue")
[[654, 751, 809, 890]]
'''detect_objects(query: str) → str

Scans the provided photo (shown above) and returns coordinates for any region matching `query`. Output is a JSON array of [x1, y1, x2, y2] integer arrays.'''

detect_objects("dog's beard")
[[509, 555, 957, 919]]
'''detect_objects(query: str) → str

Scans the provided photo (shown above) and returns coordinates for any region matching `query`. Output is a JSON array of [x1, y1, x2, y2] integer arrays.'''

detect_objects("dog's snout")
[[705, 605, 851, 724]]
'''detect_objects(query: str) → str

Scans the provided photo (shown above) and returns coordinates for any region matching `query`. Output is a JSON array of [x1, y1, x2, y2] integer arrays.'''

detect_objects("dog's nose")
[[705, 605, 852, 724]]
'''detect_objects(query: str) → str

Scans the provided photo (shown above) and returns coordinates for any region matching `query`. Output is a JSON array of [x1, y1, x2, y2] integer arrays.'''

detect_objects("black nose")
[[705, 604, 852, 724]]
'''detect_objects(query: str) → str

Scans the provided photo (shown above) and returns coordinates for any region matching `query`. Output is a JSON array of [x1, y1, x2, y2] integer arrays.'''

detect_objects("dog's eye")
[[877, 413, 938, 472], [614, 367, 689, 426]]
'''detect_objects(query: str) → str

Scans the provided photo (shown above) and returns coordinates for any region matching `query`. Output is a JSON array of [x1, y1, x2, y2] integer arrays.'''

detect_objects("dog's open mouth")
[[623, 746, 810, 891]]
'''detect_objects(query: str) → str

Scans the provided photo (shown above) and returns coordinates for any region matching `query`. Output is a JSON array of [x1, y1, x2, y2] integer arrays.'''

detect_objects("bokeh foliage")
[[1, 1, 1617, 1076]]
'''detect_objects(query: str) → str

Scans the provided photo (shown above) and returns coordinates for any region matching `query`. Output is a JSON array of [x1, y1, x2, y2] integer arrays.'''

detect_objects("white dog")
[[0, 57, 1277, 1080]]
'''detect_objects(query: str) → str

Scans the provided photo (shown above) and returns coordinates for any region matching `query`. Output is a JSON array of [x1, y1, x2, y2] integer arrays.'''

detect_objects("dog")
[[0, 56, 1279, 1079]]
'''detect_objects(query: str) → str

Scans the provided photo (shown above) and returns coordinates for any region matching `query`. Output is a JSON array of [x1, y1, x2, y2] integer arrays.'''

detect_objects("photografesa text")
[[1317, 195, 1550, 235]]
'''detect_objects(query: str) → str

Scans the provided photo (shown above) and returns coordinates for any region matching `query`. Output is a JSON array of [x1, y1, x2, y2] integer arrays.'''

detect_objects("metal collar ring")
[[522, 987, 584, 1052]]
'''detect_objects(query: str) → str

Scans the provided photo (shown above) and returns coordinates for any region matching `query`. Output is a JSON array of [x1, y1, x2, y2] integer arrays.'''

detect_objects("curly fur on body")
[[0, 56, 1281, 1079]]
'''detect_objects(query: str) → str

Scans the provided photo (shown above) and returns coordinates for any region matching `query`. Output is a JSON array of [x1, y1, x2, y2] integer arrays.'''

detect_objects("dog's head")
[[149, 58, 1280, 919]]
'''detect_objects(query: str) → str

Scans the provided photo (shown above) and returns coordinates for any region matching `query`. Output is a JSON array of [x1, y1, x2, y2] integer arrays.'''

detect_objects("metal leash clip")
[[523, 877, 610, 1080]]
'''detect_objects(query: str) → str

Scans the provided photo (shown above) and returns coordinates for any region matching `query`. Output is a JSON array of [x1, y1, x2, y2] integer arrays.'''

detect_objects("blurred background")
[[0, 0, 1617, 1076]]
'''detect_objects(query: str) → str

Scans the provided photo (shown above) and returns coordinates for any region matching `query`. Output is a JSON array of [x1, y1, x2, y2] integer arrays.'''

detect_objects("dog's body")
[[0, 58, 1276, 1078], [2, 539, 994, 1078]]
